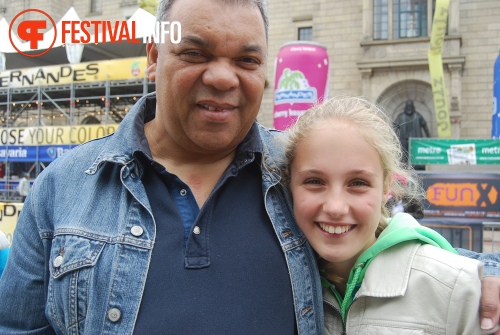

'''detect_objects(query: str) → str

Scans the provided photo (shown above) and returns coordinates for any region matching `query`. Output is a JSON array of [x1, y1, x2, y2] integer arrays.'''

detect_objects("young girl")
[[285, 96, 483, 334]]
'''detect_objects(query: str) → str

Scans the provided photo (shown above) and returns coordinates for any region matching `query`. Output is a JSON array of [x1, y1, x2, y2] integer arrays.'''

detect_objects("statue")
[[394, 100, 430, 155]]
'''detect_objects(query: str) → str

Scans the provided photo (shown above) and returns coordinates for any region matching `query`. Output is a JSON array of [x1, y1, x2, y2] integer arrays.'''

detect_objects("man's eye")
[[237, 57, 261, 69], [180, 51, 208, 62], [240, 57, 259, 64]]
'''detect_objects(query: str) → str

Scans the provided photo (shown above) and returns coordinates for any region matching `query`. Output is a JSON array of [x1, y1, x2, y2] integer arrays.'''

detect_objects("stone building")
[[1, 0, 499, 138], [262, 0, 500, 139]]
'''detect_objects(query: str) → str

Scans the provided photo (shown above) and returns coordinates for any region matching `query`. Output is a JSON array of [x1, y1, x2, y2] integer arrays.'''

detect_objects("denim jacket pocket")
[[48, 234, 107, 333]]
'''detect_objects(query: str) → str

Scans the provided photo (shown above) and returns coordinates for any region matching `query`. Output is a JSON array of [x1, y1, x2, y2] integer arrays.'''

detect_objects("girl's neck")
[[319, 258, 353, 296]]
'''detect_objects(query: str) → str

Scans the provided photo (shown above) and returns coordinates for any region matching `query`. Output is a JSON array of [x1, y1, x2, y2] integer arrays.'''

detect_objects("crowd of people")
[[0, 0, 499, 334]]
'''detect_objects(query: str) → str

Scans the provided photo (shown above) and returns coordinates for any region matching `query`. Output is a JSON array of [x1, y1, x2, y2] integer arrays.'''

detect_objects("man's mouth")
[[200, 104, 224, 111]]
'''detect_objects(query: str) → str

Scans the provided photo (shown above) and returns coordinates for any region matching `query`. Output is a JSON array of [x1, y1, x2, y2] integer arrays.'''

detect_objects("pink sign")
[[273, 41, 329, 130]]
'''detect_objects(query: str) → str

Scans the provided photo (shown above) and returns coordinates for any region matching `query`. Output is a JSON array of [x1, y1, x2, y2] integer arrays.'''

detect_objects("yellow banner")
[[0, 124, 119, 145], [428, 0, 451, 138], [0, 57, 147, 88], [0, 202, 23, 244]]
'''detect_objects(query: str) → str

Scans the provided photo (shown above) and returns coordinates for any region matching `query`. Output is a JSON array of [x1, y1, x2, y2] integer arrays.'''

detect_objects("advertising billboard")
[[418, 172, 500, 220], [273, 41, 329, 130]]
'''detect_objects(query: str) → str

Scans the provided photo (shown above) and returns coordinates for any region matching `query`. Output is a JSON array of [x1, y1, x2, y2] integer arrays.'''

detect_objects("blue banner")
[[0, 145, 74, 162], [493, 51, 500, 138]]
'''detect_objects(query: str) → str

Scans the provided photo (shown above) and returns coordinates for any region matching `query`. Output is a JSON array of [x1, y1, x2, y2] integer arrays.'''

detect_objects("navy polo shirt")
[[133, 121, 297, 334]]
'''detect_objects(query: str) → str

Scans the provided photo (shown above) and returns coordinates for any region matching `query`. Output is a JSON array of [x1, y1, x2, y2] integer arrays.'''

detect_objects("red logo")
[[9, 9, 57, 58]]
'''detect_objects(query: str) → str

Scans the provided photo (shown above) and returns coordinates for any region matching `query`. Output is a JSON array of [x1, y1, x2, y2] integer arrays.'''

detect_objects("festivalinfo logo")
[[9, 8, 181, 57]]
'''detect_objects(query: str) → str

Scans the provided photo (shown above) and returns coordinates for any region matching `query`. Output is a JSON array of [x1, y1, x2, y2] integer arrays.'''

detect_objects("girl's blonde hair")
[[284, 96, 424, 231]]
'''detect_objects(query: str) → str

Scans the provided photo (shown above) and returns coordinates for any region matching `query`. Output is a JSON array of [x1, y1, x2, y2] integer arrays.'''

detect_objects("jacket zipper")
[[323, 299, 347, 335]]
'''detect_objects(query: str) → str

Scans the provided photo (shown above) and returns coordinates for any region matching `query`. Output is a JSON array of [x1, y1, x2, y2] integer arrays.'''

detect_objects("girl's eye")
[[304, 178, 322, 185], [350, 179, 369, 187]]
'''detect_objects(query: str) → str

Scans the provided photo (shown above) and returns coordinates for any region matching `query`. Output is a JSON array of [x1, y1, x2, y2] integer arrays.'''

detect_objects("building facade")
[[1, 0, 499, 139], [261, 0, 500, 139]]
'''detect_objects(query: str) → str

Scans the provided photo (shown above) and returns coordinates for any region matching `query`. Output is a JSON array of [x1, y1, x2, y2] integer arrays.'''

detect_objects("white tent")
[[1, 7, 156, 69], [0, 17, 24, 53], [88, 8, 156, 44]]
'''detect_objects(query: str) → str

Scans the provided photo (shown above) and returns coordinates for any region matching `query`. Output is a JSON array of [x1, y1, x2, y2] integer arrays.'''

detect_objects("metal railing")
[[483, 222, 500, 253]]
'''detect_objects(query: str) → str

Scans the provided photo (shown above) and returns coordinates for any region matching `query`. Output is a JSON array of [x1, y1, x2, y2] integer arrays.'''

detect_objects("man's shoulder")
[[40, 135, 112, 177], [255, 123, 287, 160]]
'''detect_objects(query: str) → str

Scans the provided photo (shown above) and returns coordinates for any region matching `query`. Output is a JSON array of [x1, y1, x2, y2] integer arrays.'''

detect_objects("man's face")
[[147, 0, 267, 155]]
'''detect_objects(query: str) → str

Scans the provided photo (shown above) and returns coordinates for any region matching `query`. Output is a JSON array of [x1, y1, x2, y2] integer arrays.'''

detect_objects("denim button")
[[193, 226, 201, 235], [107, 308, 121, 322], [130, 226, 144, 237], [53, 255, 63, 268], [180, 189, 187, 196]]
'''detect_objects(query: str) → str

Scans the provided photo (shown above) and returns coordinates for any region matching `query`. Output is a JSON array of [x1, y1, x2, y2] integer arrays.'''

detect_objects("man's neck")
[[156, 151, 236, 208]]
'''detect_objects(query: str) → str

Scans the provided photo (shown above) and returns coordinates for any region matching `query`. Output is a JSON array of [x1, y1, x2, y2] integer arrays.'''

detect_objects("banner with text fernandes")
[[428, 0, 452, 138], [410, 138, 500, 165], [0, 57, 147, 88]]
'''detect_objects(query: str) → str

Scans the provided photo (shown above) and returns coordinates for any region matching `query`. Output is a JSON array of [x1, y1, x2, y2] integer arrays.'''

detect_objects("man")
[[0, 0, 498, 334], [17, 172, 30, 202], [394, 99, 430, 155]]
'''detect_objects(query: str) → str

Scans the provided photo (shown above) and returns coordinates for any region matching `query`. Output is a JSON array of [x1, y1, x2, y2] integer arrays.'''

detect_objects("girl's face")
[[290, 120, 388, 275]]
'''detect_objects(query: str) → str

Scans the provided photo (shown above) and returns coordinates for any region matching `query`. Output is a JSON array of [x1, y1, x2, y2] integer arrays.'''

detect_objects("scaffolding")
[[0, 76, 155, 200]]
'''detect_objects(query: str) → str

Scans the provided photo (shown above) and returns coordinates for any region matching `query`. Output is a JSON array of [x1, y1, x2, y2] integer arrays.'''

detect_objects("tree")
[[138, 0, 158, 15]]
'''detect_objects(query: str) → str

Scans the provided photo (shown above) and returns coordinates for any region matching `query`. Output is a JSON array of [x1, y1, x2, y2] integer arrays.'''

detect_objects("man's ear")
[[146, 37, 158, 82]]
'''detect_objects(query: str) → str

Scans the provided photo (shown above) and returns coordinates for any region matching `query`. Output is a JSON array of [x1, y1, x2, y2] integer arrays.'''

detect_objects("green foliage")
[[138, 0, 158, 15]]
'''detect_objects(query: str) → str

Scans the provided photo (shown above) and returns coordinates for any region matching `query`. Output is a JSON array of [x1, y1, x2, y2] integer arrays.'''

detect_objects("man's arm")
[[457, 249, 500, 334]]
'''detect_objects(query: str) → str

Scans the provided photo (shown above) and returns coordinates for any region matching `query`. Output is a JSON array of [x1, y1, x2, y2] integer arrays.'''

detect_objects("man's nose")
[[202, 60, 239, 91]]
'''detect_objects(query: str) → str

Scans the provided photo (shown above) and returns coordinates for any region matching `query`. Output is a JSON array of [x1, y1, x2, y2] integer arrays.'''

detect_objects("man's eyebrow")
[[181, 35, 210, 48], [180, 35, 265, 55], [241, 44, 264, 55]]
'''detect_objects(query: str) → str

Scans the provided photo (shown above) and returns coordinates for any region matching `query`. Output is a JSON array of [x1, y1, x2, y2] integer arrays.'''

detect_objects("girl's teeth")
[[318, 222, 351, 235]]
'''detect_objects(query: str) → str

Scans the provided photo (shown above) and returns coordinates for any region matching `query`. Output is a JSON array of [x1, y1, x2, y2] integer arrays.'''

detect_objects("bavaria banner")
[[0, 124, 118, 162]]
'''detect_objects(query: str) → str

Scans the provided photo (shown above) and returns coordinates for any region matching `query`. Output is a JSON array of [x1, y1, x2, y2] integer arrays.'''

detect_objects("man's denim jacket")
[[0, 93, 324, 335]]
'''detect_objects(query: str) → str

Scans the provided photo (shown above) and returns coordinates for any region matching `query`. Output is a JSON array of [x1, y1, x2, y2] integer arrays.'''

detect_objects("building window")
[[395, 0, 428, 38], [374, 0, 389, 40], [90, 0, 101, 13], [374, 0, 438, 40], [298, 27, 313, 41]]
